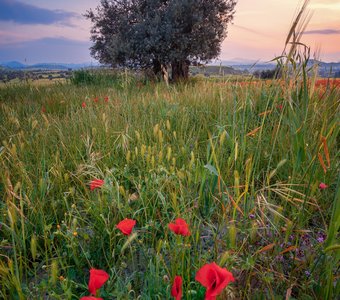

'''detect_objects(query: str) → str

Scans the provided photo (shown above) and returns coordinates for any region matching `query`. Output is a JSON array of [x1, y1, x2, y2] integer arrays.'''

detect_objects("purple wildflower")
[[317, 236, 325, 243], [277, 255, 284, 262], [316, 232, 326, 243]]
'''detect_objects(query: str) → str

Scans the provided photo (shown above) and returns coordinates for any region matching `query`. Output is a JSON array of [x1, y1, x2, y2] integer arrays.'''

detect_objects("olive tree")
[[86, 0, 237, 81]]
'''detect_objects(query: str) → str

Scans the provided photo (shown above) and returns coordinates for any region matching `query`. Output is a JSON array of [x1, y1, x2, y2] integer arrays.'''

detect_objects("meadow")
[[0, 71, 339, 299]]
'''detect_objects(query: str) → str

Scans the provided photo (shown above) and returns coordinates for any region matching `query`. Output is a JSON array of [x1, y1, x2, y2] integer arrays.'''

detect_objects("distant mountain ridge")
[[210, 59, 340, 77], [1, 59, 339, 77], [213, 58, 340, 66], [0, 61, 99, 70]]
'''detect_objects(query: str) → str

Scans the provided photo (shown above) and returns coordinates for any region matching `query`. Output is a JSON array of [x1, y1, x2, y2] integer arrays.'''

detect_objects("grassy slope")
[[0, 77, 339, 299]]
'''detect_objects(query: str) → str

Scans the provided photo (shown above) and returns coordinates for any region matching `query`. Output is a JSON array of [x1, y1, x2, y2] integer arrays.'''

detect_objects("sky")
[[0, 0, 339, 64]]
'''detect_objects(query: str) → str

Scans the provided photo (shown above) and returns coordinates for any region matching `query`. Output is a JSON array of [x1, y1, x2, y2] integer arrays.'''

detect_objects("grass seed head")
[[167, 146, 172, 161], [166, 119, 171, 131], [30, 234, 37, 261], [229, 222, 237, 248], [51, 260, 58, 285], [126, 150, 131, 162]]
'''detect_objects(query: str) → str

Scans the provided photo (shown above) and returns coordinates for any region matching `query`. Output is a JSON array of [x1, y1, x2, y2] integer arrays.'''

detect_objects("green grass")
[[0, 74, 339, 299]]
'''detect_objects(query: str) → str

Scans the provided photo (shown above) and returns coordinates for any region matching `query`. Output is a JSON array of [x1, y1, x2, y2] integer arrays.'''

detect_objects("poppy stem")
[[129, 244, 136, 271]]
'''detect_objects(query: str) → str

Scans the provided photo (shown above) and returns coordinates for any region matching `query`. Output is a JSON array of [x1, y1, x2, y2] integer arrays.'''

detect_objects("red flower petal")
[[168, 223, 179, 234], [88, 268, 109, 295], [168, 218, 190, 236], [171, 275, 183, 300], [276, 104, 283, 110], [195, 263, 234, 300], [116, 219, 136, 235], [319, 182, 328, 190], [80, 297, 103, 300], [82, 102, 87, 108], [90, 179, 104, 191]]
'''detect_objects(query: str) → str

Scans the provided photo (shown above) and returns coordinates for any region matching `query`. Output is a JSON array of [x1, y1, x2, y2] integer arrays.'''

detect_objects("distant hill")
[[210, 60, 276, 73], [1, 61, 27, 69], [0, 60, 243, 76], [1, 59, 339, 77], [211, 59, 340, 77], [308, 60, 340, 77], [0, 61, 99, 70]]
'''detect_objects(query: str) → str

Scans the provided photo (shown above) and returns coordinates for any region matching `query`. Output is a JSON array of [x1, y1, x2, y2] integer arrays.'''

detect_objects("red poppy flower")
[[195, 262, 234, 300], [41, 106, 46, 113], [116, 219, 136, 235], [90, 179, 104, 191], [276, 104, 283, 110], [82, 102, 87, 108], [171, 275, 183, 300], [80, 297, 103, 300], [104, 96, 109, 102], [88, 268, 109, 295], [94, 97, 99, 103], [168, 218, 190, 236], [319, 182, 328, 190]]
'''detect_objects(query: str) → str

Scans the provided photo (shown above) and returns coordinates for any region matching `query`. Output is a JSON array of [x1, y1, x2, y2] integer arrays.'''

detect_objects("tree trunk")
[[161, 64, 169, 86], [171, 60, 190, 82], [152, 59, 162, 79]]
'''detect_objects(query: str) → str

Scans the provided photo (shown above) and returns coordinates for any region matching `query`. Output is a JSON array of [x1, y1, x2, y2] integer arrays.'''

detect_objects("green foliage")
[[70, 69, 131, 87], [71, 69, 97, 85], [85, 0, 236, 80]]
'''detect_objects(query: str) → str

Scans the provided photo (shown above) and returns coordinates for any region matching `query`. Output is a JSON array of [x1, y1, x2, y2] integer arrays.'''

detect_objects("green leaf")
[[204, 163, 218, 176]]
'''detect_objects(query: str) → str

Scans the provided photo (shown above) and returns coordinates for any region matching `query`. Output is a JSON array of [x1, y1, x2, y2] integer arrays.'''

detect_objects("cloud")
[[0, 37, 92, 63], [1, 37, 90, 48], [0, 0, 77, 25], [304, 29, 340, 35]]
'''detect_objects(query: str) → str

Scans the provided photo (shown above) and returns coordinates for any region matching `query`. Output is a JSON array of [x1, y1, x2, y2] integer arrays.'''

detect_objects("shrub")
[[70, 69, 97, 85]]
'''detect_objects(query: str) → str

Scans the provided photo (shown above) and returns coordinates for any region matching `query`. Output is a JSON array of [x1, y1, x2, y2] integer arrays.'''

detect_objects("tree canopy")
[[86, 0, 237, 81]]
